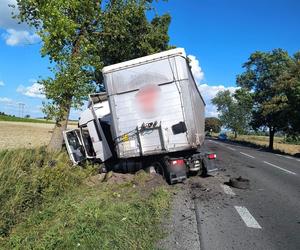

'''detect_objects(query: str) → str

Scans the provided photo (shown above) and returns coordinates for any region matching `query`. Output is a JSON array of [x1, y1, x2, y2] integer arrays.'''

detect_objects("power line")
[[18, 103, 25, 118]]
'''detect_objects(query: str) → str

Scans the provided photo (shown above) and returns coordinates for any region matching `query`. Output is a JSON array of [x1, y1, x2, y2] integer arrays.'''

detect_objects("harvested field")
[[0, 121, 77, 149], [231, 135, 300, 155]]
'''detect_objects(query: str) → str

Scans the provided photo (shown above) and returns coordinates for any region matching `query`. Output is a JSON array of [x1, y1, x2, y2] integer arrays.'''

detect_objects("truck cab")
[[63, 93, 113, 165]]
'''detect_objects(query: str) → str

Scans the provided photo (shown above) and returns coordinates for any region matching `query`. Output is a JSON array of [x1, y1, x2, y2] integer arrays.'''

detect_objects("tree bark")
[[47, 27, 84, 152], [47, 102, 71, 152], [269, 127, 275, 151]]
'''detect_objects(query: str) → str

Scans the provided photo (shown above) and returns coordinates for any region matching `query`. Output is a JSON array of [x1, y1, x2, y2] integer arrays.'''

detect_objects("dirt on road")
[[0, 121, 77, 150]]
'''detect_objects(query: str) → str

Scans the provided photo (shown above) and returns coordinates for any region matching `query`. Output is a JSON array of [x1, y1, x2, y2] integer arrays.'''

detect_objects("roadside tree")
[[212, 88, 253, 138], [280, 52, 300, 136], [205, 117, 221, 133], [237, 49, 293, 150], [14, 0, 171, 151]]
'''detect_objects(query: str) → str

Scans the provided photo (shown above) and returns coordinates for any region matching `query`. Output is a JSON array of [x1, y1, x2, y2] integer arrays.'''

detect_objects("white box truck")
[[64, 48, 217, 184]]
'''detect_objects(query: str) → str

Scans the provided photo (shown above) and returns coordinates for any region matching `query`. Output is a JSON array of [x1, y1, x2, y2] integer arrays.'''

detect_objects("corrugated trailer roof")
[[102, 48, 186, 74]]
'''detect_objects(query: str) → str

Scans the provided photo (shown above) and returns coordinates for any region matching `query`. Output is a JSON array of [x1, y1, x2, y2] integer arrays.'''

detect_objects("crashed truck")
[[63, 48, 217, 184]]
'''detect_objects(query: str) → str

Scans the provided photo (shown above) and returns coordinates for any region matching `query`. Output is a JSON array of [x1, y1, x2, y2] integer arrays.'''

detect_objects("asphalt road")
[[194, 139, 300, 250]]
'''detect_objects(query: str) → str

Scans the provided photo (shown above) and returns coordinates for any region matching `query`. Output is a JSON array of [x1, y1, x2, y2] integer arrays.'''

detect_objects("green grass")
[[0, 148, 171, 249], [0, 114, 54, 124]]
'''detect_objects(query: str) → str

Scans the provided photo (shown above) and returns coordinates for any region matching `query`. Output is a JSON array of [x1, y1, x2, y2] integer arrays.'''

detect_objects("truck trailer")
[[63, 48, 217, 184]]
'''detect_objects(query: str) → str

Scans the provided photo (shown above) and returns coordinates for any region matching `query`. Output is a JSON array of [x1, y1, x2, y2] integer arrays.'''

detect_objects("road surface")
[[196, 139, 300, 250], [159, 139, 300, 250]]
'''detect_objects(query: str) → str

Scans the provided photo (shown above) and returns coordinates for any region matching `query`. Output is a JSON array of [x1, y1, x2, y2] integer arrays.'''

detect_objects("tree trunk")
[[269, 127, 275, 151], [47, 102, 71, 152], [234, 130, 237, 138]]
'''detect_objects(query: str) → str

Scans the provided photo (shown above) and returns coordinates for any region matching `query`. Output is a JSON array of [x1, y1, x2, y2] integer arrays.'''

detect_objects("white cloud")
[[187, 54, 238, 117], [198, 84, 239, 117], [0, 81, 4, 86], [0, 97, 13, 103], [0, 0, 40, 46], [2, 29, 40, 46], [188, 55, 204, 82], [0, 0, 23, 30], [17, 82, 45, 99]]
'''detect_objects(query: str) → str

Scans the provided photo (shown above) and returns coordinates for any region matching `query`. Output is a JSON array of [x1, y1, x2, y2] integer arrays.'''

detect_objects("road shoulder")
[[157, 183, 201, 250]]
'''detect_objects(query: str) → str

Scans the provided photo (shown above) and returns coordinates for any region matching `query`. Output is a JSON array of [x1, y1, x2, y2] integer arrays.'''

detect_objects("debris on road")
[[228, 176, 250, 189]]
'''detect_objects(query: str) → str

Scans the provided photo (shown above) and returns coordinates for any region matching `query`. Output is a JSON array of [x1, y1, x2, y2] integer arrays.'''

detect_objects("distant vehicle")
[[63, 48, 217, 184], [218, 133, 228, 140]]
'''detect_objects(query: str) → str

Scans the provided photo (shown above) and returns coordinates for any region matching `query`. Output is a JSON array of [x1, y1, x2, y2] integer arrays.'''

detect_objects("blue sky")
[[0, 0, 299, 118]]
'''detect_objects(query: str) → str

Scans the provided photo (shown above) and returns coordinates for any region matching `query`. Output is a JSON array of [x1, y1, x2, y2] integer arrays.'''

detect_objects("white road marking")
[[221, 184, 235, 195], [234, 206, 262, 229], [276, 154, 300, 162], [275, 154, 292, 159], [240, 152, 255, 159], [227, 146, 236, 151], [263, 161, 297, 175]]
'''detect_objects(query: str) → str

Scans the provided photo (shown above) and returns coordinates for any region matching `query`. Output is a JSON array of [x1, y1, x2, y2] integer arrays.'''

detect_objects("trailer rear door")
[[63, 129, 86, 164]]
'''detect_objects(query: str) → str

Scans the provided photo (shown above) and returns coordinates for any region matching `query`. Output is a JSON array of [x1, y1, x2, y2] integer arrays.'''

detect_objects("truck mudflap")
[[186, 152, 218, 176], [164, 158, 187, 184], [202, 153, 218, 173], [167, 171, 187, 185]]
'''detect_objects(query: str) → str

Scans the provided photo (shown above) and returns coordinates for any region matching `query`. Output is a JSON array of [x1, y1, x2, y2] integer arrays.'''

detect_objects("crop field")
[[0, 114, 54, 124], [0, 121, 77, 149], [229, 134, 300, 155]]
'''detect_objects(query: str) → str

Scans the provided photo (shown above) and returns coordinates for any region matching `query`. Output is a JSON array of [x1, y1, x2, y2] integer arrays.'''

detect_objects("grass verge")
[[0, 148, 171, 249]]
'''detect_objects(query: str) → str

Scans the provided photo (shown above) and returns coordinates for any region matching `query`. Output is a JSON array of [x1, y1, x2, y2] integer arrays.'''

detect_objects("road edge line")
[[263, 161, 297, 175]]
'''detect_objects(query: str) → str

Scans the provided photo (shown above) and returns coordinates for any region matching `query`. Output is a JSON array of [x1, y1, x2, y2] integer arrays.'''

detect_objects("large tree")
[[212, 88, 253, 138], [237, 49, 294, 150], [277, 52, 300, 137], [14, 0, 171, 151], [205, 117, 221, 133]]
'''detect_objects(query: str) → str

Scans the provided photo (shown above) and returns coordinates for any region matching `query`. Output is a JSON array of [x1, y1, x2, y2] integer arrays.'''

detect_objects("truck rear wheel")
[[153, 162, 165, 179], [198, 160, 208, 177]]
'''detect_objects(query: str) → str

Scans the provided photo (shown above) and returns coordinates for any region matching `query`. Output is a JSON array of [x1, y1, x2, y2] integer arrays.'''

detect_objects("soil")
[[84, 171, 167, 191], [84, 173, 107, 187], [105, 172, 135, 184]]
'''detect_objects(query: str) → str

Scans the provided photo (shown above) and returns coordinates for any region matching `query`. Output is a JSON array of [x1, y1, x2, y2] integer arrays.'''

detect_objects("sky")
[[0, 0, 299, 118]]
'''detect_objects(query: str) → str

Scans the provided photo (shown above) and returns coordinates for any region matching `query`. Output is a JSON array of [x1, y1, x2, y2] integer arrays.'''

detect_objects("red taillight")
[[207, 153, 216, 159], [171, 159, 184, 165]]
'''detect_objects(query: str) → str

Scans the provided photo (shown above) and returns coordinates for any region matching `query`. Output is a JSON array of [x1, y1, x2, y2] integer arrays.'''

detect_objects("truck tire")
[[229, 177, 250, 189], [153, 162, 165, 179], [199, 160, 208, 177]]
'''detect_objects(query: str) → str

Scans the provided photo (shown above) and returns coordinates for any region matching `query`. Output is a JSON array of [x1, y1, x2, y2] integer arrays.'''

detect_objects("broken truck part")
[[63, 48, 217, 184]]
